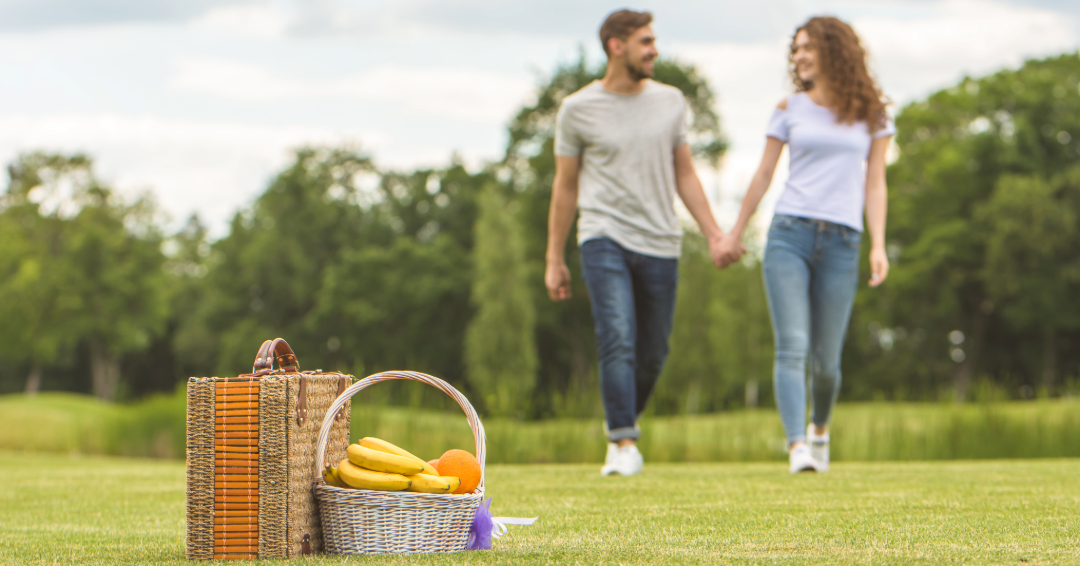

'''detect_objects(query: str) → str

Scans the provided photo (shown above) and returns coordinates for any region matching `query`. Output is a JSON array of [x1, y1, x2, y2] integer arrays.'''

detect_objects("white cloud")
[[168, 57, 535, 124], [854, 0, 1078, 103], [0, 114, 387, 235], [188, 2, 292, 39]]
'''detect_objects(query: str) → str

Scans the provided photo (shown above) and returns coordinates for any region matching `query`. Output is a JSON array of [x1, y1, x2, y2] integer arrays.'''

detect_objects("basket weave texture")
[[184, 352, 349, 557], [313, 371, 486, 555]]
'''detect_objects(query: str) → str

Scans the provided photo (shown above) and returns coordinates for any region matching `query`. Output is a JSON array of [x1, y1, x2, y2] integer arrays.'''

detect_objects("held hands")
[[545, 260, 572, 301], [868, 246, 889, 287], [710, 233, 747, 269]]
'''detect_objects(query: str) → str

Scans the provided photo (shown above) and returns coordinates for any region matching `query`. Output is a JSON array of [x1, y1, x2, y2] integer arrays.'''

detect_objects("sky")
[[0, 0, 1077, 236]]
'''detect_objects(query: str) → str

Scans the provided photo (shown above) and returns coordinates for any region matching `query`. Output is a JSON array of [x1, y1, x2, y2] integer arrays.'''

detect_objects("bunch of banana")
[[323, 437, 460, 494]]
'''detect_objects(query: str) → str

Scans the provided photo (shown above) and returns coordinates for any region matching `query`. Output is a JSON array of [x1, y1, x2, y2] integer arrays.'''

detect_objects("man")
[[545, 9, 739, 476]]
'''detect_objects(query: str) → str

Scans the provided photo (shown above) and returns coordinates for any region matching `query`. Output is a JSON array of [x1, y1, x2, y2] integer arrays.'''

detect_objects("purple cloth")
[[467, 498, 494, 550]]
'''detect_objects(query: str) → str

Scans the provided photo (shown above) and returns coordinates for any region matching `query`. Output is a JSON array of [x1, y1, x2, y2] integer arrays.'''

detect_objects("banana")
[[359, 437, 439, 476], [441, 476, 461, 493], [347, 443, 424, 475], [405, 473, 452, 494], [322, 465, 349, 488], [337, 459, 411, 491]]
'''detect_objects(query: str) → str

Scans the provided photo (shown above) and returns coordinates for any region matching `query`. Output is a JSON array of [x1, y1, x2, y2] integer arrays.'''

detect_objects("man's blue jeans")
[[580, 237, 679, 442], [763, 214, 861, 446]]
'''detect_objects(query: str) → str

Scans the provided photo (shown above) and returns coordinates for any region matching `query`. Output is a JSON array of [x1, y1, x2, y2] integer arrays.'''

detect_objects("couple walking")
[[545, 10, 894, 475]]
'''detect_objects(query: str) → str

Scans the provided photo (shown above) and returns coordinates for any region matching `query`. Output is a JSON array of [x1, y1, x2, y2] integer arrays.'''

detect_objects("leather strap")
[[296, 374, 308, 426], [334, 375, 351, 421], [251, 338, 300, 375], [301, 533, 311, 555]]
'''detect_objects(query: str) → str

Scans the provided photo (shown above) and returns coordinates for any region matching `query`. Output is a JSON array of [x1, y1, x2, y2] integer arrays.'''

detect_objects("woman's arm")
[[717, 136, 786, 267], [864, 135, 891, 287]]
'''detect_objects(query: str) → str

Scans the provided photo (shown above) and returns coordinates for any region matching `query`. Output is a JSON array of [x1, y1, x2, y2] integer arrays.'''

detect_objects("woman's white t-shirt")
[[766, 92, 896, 232]]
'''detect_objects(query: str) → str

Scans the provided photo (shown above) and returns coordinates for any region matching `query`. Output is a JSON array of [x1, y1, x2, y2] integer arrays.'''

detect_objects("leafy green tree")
[[849, 53, 1080, 399], [0, 153, 169, 400], [464, 183, 538, 417], [978, 169, 1080, 389], [179, 148, 379, 375]]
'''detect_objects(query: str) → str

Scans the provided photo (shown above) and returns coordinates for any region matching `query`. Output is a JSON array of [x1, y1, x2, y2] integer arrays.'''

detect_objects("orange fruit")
[[435, 449, 481, 495], [427, 458, 440, 470]]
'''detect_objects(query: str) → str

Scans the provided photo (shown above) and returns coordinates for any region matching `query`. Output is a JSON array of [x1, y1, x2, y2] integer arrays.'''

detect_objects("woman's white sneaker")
[[789, 444, 818, 473], [807, 424, 830, 472]]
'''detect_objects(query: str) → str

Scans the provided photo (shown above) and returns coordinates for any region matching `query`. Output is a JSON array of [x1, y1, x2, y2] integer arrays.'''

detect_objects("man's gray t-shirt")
[[554, 80, 688, 258]]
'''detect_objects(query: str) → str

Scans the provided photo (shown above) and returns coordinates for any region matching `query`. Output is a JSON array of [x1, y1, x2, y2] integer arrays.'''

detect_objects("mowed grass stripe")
[[0, 453, 1077, 565]]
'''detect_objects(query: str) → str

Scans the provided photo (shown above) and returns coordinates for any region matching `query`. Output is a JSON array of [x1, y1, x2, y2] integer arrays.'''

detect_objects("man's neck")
[[600, 62, 648, 95]]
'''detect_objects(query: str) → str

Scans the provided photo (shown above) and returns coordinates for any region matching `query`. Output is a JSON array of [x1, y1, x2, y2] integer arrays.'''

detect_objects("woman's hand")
[[868, 246, 889, 287], [712, 233, 747, 269]]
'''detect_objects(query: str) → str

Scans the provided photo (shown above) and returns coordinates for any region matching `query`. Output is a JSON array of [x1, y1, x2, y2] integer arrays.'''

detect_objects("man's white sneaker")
[[601, 444, 643, 476], [789, 444, 818, 474], [807, 424, 830, 472]]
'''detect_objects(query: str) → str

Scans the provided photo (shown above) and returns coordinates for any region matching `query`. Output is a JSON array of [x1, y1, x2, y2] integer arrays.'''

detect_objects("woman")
[[717, 16, 894, 473]]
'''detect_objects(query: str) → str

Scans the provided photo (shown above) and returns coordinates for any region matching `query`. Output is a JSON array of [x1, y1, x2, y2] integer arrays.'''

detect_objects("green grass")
[[4, 391, 1079, 463], [1, 452, 1078, 565]]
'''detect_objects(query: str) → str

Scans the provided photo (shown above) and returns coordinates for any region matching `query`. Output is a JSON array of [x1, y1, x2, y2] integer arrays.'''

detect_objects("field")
[[1, 452, 1078, 565], [2, 392, 1080, 463]]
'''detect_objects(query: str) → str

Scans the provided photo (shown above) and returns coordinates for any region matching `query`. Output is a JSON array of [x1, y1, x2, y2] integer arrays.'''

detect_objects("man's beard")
[[625, 58, 653, 81]]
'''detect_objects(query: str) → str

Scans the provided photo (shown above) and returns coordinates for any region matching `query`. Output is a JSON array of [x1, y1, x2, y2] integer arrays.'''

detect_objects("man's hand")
[[868, 246, 889, 287], [711, 233, 747, 269], [545, 260, 573, 301]]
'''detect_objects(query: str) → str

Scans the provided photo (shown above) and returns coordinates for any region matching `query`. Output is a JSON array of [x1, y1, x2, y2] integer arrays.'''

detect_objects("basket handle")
[[251, 338, 299, 375], [313, 371, 487, 491]]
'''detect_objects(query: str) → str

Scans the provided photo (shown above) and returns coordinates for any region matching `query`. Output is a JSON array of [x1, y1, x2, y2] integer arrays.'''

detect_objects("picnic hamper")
[[185, 338, 353, 560], [313, 370, 486, 554]]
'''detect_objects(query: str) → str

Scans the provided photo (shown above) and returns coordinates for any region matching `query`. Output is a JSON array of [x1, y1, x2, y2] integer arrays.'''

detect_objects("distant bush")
[[1, 391, 1078, 462]]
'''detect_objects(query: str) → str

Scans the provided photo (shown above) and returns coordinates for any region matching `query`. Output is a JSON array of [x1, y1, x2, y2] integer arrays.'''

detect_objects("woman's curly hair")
[[790, 16, 888, 132]]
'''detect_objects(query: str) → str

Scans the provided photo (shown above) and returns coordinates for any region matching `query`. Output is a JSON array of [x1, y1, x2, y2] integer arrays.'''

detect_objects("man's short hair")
[[599, 9, 653, 57]]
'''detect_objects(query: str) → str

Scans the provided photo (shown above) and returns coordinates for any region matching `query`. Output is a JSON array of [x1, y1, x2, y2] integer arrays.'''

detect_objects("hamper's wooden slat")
[[216, 401, 259, 410], [214, 430, 257, 438], [215, 509, 258, 517], [213, 412, 258, 421], [215, 502, 259, 510], [216, 445, 259, 453], [216, 453, 257, 461], [215, 546, 258, 554], [214, 535, 258, 543], [215, 424, 258, 432], [215, 409, 258, 417], [214, 554, 257, 560], [215, 381, 259, 389], [215, 516, 259, 525], [215, 438, 259, 447], [216, 391, 258, 399], [215, 467, 259, 474], [215, 481, 259, 489], [216, 474, 259, 482], [220, 524, 258, 532], [215, 489, 259, 497]]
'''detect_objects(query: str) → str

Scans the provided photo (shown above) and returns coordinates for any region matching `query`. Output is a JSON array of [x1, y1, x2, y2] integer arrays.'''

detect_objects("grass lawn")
[[1, 453, 1077, 565]]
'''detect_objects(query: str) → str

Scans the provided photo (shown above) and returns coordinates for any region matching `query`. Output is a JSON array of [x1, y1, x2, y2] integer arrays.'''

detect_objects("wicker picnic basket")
[[185, 338, 353, 560], [313, 371, 486, 554]]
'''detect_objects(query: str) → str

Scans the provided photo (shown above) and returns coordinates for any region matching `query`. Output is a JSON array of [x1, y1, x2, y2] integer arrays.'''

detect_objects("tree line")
[[1, 53, 1078, 415]]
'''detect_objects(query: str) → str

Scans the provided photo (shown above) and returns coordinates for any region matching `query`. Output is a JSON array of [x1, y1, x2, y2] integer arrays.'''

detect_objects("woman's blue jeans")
[[580, 237, 678, 442], [763, 214, 861, 445]]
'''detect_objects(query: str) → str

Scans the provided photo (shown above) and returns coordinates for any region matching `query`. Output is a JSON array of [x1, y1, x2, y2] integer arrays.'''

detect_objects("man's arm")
[[673, 144, 730, 267], [545, 155, 581, 301]]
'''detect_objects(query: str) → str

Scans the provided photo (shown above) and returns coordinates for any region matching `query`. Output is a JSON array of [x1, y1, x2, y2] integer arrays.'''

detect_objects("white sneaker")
[[789, 444, 818, 474], [601, 444, 643, 476], [807, 424, 830, 472]]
